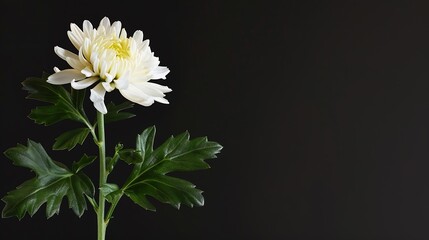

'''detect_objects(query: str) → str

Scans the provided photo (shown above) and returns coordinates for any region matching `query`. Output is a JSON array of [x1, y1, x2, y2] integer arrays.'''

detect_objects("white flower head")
[[47, 16, 171, 114]]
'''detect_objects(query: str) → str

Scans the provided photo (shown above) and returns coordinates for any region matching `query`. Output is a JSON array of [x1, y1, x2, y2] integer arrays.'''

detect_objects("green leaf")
[[71, 88, 88, 119], [1, 140, 95, 219], [104, 101, 135, 123], [106, 144, 123, 174], [124, 192, 156, 211], [22, 75, 89, 126], [100, 183, 119, 196], [72, 154, 96, 173], [122, 126, 223, 211], [99, 183, 120, 203], [118, 149, 143, 165], [126, 127, 156, 180], [53, 128, 91, 151], [136, 126, 156, 163], [125, 173, 204, 210]]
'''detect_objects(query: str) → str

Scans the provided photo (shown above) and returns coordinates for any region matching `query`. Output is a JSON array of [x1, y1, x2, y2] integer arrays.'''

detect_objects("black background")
[[2, 1, 429, 239]]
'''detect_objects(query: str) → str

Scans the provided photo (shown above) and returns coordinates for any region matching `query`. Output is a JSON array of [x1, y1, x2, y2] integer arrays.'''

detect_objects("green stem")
[[106, 193, 123, 224], [97, 111, 107, 240]]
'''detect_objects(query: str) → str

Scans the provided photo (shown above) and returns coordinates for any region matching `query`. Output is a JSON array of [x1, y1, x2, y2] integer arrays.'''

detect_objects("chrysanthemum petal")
[[94, 101, 107, 114], [82, 20, 94, 36], [99, 17, 111, 31], [136, 39, 149, 52], [78, 47, 91, 66], [145, 82, 173, 93], [153, 97, 170, 104], [114, 71, 130, 90], [47, 69, 85, 85], [90, 83, 107, 114], [66, 57, 86, 70], [150, 66, 170, 79], [105, 73, 114, 83], [71, 77, 99, 90], [68, 23, 84, 49], [112, 21, 122, 37], [81, 66, 95, 77], [54, 46, 76, 61], [119, 84, 155, 106], [133, 30, 143, 43], [102, 82, 115, 92], [131, 82, 171, 97]]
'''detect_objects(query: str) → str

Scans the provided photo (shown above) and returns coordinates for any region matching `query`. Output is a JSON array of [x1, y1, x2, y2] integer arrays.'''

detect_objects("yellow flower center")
[[106, 39, 130, 58]]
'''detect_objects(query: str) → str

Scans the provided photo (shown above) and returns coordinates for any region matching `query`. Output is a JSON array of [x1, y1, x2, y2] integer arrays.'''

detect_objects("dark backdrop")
[[2, 1, 429, 239]]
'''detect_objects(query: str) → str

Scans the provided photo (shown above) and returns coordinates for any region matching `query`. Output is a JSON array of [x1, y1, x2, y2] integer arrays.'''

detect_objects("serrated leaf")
[[29, 106, 77, 126], [141, 131, 222, 174], [99, 183, 120, 203], [122, 126, 223, 211], [104, 101, 135, 123], [125, 173, 204, 210], [53, 128, 91, 151], [136, 126, 156, 162], [1, 140, 94, 219], [72, 154, 96, 173], [106, 190, 122, 204], [71, 88, 88, 119], [124, 190, 156, 212], [118, 149, 143, 165], [126, 126, 156, 180], [22, 76, 89, 126]]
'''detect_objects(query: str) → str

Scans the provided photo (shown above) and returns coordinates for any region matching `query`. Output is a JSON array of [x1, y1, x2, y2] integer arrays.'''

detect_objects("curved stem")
[[97, 111, 107, 240]]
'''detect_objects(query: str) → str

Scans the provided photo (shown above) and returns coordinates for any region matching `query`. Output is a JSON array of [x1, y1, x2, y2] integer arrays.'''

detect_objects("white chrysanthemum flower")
[[47, 16, 171, 114]]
